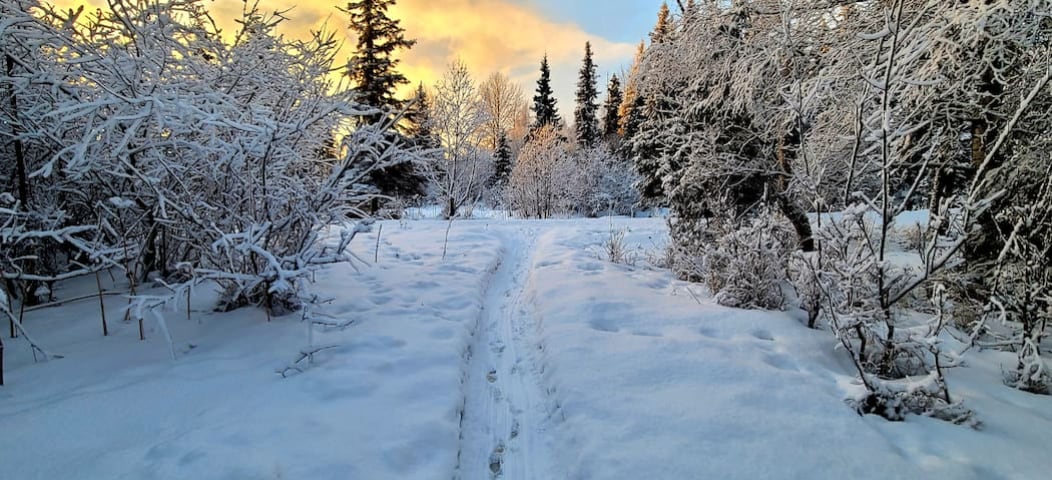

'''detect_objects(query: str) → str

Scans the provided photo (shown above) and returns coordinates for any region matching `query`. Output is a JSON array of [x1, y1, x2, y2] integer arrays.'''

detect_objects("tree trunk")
[[963, 67, 1008, 267], [778, 195, 815, 252], [775, 126, 814, 252], [5, 53, 42, 310], [6, 54, 29, 208], [141, 213, 160, 282]]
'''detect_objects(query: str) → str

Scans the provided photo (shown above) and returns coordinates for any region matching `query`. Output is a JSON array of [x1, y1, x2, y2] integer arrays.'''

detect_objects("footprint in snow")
[[752, 329, 775, 341], [763, 353, 799, 372], [698, 327, 724, 339], [369, 295, 392, 305], [489, 443, 505, 476], [589, 317, 620, 333], [577, 261, 603, 272]]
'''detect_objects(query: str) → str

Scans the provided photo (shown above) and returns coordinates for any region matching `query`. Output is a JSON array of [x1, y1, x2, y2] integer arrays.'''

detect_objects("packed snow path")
[[456, 227, 558, 480]]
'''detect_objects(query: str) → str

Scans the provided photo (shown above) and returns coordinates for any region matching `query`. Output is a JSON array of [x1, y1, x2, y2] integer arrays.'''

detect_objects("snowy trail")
[[457, 227, 556, 480]]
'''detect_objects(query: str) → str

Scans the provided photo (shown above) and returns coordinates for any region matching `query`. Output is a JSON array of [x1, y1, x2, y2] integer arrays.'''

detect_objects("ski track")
[[456, 227, 556, 480]]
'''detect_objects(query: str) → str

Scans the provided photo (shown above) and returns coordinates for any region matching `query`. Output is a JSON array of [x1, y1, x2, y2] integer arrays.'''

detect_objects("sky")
[[63, 0, 666, 112]]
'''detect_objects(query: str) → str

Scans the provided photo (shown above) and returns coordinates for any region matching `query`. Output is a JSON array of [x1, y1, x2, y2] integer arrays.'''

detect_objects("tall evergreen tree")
[[531, 54, 561, 131], [601, 74, 623, 142], [651, 2, 672, 44], [618, 42, 645, 136], [626, 92, 659, 203], [341, 0, 416, 113], [574, 42, 600, 148], [683, 0, 698, 18], [629, 4, 679, 206], [491, 130, 513, 189], [404, 83, 439, 150], [340, 0, 426, 211]]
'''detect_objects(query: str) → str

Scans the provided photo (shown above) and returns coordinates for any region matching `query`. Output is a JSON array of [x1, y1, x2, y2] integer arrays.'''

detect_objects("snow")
[[456, 227, 556, 479], [3, 217, 1052, 479], [403, 205, 513, 220], [1, 224, 503, 479], [107, 197, 136, 209]]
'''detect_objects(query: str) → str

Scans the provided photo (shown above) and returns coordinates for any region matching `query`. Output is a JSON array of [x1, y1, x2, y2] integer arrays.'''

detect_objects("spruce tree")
[[683, 0, 698, 19], [341, 0, 416, 114], [531, 54, 561, 131], [626, 92, 659, 202], [618, 42, 645, 136], [629, 5, 678, 206], [404, 84, 439, 150], [601, 74, 623, 142], [651, 2, 672, 44], [491, 130, 513, 188], [340, 0, 426, 210], [574, 42, 600, 148], [621, 94, 646, 146]]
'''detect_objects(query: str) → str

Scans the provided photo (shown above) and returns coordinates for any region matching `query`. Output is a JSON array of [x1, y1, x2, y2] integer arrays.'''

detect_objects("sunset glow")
[[61, 0, 658, 107]]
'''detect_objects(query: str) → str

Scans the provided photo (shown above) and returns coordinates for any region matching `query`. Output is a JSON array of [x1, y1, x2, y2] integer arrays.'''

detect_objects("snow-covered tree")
[[428, 60, 489, 218], [628, 4, 685, 208], [795, 0, 1052, 416], [624, 0, 1052, 419], [531, 54, 561, 132], [993, 159, 1052, 393], [570, 147, 640, 217], [491, 130, 513, 191], [0, 0, 106, 314], [651, 2, 672, 44], [618, 42, 645, 139], [479, 72, 527, 150], [404, 84, 440, 150], [508, 125, 573, 218], [574, 42, 600, 149], [600, 74, 623, 146]]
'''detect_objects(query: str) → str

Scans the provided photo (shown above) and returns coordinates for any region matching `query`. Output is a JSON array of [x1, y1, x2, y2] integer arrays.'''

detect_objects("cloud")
[[60, 0, 640, 110], [392, 0, 637, 108]]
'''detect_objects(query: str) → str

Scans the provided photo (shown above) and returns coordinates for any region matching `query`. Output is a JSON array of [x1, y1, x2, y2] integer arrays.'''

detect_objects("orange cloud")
[[57, 0, 639, 109], [390, 0, 637, 93]]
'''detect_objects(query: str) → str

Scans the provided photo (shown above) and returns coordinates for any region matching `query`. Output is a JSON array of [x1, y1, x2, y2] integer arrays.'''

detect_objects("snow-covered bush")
[[600, 227, 637, 266], [1, 0, 419, 338], [704, 212, 794, 310], [570, 147, 640, 217], [428, 60, 490, 218], [788, 251, 822, 329], [665, 204, 793, 311], [813, 207, 974, 424], [988, 156, 1052, 393], [507, 125, 574, 218], [626, 0, 1052, 420]]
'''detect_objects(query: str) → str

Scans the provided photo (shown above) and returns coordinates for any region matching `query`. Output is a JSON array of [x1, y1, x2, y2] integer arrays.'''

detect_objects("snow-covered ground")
[[2, 218, 1051, 479]]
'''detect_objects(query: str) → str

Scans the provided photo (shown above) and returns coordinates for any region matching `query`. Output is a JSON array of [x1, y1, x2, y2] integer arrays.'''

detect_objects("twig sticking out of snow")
[[277, 345, 340, 378]]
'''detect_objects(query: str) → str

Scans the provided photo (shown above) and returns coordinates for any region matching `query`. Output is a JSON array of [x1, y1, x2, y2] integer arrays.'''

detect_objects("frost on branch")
[[989, 157, 1052, 394], [1, 0, 422, 372], [507, 125, 575, 219], [627, 0, 1052, 422], [703, 210, 794, 311], [816, 207, 974, 425]]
